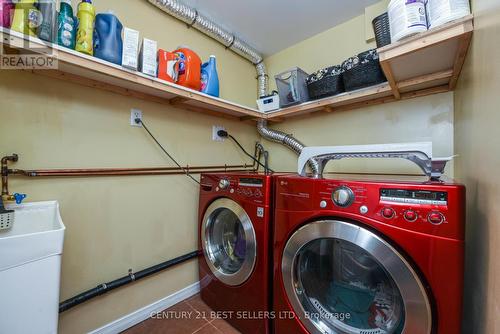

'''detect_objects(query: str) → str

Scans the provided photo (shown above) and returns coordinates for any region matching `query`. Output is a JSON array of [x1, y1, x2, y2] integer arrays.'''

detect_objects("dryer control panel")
[[275, 174, 465, 240]]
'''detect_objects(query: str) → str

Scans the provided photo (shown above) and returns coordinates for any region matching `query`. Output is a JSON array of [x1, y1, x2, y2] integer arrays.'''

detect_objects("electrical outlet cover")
[[131, 109, 143, 127], [212, 125, 226, 142]]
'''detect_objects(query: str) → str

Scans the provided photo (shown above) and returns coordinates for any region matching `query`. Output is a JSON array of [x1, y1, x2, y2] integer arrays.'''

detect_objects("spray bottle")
[[75, 0, 95, 55]]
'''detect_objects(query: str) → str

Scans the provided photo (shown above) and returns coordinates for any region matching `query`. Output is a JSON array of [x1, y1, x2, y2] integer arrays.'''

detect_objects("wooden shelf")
[[266, 15, 473, 120], [0, 28, 262, 121], [378, 14, 473, 97], [1, 15, 473, 123]]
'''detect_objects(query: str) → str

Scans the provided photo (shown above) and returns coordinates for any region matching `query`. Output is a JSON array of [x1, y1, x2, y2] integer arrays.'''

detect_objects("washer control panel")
[[236, 178, 264, 199], [201, 174, 269, 206]]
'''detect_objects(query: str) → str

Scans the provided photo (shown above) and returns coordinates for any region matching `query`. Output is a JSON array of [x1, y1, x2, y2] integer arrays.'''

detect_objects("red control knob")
[[404, 210, 418, 222], [382, 207, 395, 219], [428, 212, 445, 225]]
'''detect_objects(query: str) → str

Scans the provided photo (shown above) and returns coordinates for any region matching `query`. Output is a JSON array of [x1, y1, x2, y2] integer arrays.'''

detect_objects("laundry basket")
[[275, 67, 310, 108]]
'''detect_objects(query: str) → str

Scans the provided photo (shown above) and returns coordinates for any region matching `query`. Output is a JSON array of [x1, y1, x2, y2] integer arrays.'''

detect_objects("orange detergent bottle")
[[173, 46, 201, 91], [157, 49, 178, 83]]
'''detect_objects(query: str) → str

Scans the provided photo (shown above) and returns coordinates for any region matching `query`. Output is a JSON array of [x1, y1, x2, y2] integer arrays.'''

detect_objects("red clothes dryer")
[[273, 174, 465, 334], [198, 172, 273, 334]]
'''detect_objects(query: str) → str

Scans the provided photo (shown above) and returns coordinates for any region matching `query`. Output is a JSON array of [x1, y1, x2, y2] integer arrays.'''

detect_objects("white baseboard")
[[88, 281, 200, 334]]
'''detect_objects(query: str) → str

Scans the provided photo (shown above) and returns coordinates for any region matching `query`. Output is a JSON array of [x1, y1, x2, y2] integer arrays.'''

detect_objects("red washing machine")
[[273, 174, 465, 334], [198, 172, 274, 334]]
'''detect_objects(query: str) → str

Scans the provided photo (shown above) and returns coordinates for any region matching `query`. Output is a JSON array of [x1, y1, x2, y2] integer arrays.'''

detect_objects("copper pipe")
[[2, 154, 18, 197], [9, 165, 254, 178], [10, 164, 252, 177], [12, 169, 252, 177]]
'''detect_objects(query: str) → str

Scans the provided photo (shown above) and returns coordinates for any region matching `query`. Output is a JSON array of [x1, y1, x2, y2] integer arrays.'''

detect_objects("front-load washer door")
[[202, 198, 257, 286], [282, 220, 432, 334]]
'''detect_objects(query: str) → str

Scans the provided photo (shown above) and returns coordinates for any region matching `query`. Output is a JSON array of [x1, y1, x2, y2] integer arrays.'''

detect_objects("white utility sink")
[[0, 201, 65, 334]]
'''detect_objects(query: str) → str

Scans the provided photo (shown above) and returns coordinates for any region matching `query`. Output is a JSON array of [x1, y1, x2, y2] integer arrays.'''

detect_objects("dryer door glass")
[[207, 208, 247, 274], [282, 220, 432, 334], [202, 198, 257, 286], [296, 239, 404, 333]]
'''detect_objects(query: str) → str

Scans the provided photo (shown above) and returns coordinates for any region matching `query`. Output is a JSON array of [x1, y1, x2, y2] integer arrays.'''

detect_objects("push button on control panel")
[[404, 210, 418, 222], [382, 207, 395, 219], [428, 212, 445, 225]]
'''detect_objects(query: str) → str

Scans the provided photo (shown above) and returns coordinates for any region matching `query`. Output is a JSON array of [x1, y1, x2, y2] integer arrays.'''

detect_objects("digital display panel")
[[380, 189, 447, 202], [239, 178, 263, 187]]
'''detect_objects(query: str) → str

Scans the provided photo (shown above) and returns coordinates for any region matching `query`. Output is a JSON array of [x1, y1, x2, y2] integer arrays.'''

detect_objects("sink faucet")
[[1, 154, 26, 204]]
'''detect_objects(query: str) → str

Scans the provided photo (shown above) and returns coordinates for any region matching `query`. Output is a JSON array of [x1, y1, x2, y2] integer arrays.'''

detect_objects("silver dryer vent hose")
[[257, 120, 320, 176], [147, 0, 316, 175], [147, 0, 268, 97]]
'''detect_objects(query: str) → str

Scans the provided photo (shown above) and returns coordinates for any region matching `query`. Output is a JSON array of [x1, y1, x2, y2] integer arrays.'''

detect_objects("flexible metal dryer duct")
[[147, 0, 319, 175], [257, 120, 320, 176], [147, 0, 268, 97]]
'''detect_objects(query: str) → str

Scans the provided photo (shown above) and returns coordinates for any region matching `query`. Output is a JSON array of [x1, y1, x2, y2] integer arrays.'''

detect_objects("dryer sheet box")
[[122, 27, 140, 71]]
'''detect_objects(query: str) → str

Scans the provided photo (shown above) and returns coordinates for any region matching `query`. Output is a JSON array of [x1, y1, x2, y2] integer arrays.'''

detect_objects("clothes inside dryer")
[[295, 238, 405, 334], [206, 207, 247, 274]]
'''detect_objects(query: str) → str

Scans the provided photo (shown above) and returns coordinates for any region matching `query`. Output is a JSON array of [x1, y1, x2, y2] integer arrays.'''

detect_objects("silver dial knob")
[[332, 186, 355, 208], [218, 179, 230, 190]]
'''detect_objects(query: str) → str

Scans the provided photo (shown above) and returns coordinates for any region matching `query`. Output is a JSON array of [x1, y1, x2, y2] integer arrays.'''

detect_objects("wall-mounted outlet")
[[212, 125, 226, 142], [130, 109, 142, 127]]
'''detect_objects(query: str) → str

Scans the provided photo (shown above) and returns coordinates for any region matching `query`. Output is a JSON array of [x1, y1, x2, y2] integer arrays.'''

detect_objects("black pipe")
[[59, 250, 201, 313]]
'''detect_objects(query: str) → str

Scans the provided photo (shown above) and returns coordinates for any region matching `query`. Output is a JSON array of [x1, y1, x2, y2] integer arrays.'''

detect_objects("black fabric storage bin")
[[306, 65, 345, 100], [342, 50, 387, 91], [343, 61, 386, 91], [307, 74, 344, 100]]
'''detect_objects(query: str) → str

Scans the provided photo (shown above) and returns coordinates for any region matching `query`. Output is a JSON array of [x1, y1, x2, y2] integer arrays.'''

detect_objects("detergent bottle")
[[201, 55, 220, 97], [75, 0, 95, 55], [37, 0, 56, 42], [174, 46, 202, 91], [57, 0, 76, 49], [157, 49, 179, 82], [93, 12, 123, 65], [11, 0, 41, 36], [0, 0, 14, 28]]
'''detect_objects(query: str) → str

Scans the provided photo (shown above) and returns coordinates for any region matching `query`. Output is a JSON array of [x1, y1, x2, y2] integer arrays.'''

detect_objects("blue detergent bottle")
[[201, 55, 219, 97], [93, 12, 123, 65]]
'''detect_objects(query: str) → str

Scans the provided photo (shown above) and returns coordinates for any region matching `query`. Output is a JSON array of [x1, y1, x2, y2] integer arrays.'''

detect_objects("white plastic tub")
[[427, 0, 471, 28], [0, 201, 65, 334], [388, 0, 428, 42]]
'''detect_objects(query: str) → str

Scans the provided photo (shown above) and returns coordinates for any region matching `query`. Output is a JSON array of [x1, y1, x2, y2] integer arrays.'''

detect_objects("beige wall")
[[263, 93, 455, 176], [0, 0, 258, 333], [2, 0, 489, 333], [454, 0, 500, 332], [263, 10, 455, 176]]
